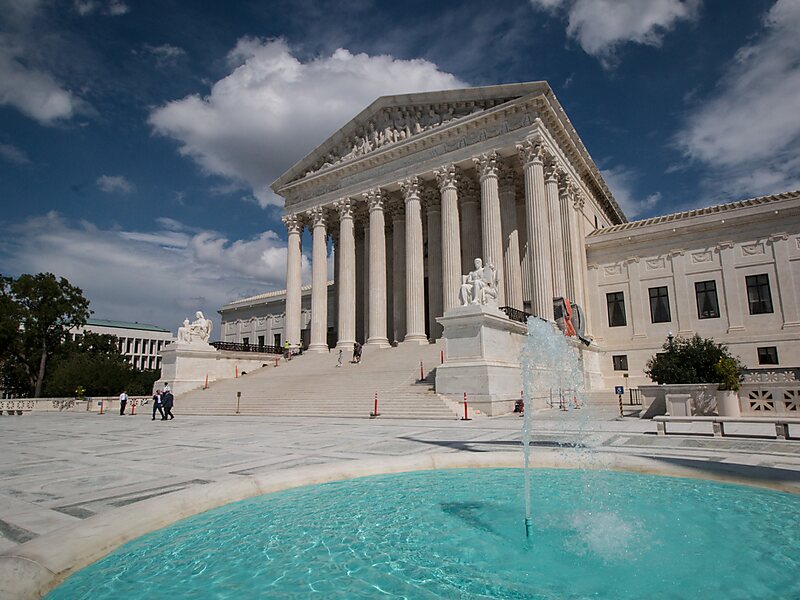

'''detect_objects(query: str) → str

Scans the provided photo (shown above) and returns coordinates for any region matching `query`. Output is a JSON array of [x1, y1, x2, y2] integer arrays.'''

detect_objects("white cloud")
[[531, 0, 700, 67], [601, 166, 660, 218], [73, 0, 128, 16], [675, 0, 800, 198], [0, 142, 30, 165], [96, 174, 135, 194], [0, 213, 309, 332], [0, 45, 78, 124], [149, 38, 465, 207], [142, 43, 185, 67]]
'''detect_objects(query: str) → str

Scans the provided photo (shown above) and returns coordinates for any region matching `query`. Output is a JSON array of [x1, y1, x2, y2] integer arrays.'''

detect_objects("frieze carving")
[[741, 242, 765, 256], [691, 251, 713, 264], [604, 263, 623, 276], [300, 98, 516, 178], [645, 257, 666, 270]]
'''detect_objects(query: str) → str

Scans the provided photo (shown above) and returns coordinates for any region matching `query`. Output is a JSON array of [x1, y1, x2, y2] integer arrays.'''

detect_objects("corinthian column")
[[335, 199, 356, 350], [392, 210, 406, 342], [425, 188, 443, 339], [545, 159, 567, 298], [500, 167, 523, 310], [558, 175, 578, 304], [400, 176, 427, 344], [517, 138, 553, 320], [307, 207, 328, 353], [435, 164, 462, 312], [459, 177, 481, 274], [282, 214, 303, 347], [364, 189, 390, 347], [474, 151, 505, 306]]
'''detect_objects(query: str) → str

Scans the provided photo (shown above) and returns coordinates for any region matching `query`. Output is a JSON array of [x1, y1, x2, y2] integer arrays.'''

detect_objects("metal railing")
[[499, 306, 532, 324], [210, 341, 283, 354], [628, 388, 642, 405]]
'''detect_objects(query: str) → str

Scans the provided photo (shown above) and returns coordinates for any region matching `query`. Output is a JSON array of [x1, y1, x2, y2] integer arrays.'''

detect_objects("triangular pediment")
[[272, 82, 550, 190]]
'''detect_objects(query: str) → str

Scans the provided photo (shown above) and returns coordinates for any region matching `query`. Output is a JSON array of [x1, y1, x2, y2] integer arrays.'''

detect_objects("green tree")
[[44, 333, 159, 397], [0, 273, 91, 397], [644, 334, 744, 386]]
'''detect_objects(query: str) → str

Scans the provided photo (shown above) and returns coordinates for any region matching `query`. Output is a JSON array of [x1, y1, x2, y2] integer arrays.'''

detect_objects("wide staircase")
[[177, 341, 462, 419]]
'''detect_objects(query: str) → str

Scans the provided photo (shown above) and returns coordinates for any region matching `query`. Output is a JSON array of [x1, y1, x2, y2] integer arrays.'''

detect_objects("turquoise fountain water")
[[47, 469, 800, 599]]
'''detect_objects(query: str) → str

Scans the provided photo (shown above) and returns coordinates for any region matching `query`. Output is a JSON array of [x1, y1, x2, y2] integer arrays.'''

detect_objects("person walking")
[[151, 389, 165, 420], [336, 349, 343, 367], [161, 389, 175, 420], [119, 390, 128, 415]]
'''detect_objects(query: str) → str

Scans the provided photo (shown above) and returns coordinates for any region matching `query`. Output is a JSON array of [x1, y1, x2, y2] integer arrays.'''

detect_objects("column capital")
[[307, 206, 327, 227], [544, 158, 562, 183], [473, 150, 499, 181], [282, 213, 302, 234], [434, 163, 458, 192], [335, 198, 355, 220], [516, 136, 546, 167], [399, 176, 421, 202], [572, 192, 585, 211], [363, 188, 387, 212]]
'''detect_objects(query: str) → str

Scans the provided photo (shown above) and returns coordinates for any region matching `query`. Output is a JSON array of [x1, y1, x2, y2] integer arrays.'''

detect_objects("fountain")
[[41, 312, 800, 599]]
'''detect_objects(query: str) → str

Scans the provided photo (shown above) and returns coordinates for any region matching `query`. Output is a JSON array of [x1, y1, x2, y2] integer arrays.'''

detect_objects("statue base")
[[155, 342, 275, 396], [435, 304, 527, 416]]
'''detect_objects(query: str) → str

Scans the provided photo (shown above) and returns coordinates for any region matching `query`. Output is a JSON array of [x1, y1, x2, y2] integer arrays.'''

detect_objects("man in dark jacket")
[[161, 390, 175, 420], [151, 390, 165, 421]]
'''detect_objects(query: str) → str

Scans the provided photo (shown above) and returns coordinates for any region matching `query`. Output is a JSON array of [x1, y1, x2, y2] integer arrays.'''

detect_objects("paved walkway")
[[2, 407, 799, 552]]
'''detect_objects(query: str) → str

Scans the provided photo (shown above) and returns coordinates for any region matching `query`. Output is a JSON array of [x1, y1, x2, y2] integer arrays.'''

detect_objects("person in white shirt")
[[119, 390, 128, 415]]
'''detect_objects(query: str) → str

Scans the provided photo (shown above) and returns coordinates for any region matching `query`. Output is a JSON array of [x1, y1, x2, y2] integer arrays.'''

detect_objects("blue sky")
[[1, 0, 798, 332]]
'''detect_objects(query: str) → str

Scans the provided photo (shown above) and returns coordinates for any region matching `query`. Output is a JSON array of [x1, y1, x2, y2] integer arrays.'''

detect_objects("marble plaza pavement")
[[2, 407, 800, 552]]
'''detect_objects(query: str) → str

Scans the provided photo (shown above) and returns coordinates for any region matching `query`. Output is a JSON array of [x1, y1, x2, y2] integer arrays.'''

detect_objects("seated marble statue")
[[189, 311, 213, 342], [177, 311, 213, 344], [177, 318, 192, 343], [460, 258, 499, 306]]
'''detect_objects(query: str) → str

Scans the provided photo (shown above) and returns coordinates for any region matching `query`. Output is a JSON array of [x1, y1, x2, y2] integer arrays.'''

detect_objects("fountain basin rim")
[[1, 450, 797, 600]]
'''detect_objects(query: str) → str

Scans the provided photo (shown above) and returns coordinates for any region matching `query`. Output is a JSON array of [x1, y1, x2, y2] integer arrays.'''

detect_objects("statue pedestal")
[[435, 304, 527, 416], [155, 342, 273, 396]]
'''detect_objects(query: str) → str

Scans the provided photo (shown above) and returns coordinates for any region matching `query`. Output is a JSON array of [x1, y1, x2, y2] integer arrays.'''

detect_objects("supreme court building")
[[222, 81, 800, 388]]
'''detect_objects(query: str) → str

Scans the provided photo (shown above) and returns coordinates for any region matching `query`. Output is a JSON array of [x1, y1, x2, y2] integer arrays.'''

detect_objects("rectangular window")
[[695, 280, 720, 319], [746, 274, 774, 314], [274, 333, 281, 347], [648, 286, 671, 323], [242, 337, 249, 345], [258, 335, 265, 347], [757, 347, 779, 365], [612, 355, 629, 371], [606, 291, 627, 327]]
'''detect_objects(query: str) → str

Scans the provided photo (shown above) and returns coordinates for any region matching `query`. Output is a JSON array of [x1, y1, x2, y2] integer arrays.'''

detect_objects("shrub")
[[644, 335, 743, 387], [715, 357, 742, 391]]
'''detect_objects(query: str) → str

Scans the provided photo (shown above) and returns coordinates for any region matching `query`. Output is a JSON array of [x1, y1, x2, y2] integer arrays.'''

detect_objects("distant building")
[[219, 282, 335, 349], [72, 319, 174, 371]]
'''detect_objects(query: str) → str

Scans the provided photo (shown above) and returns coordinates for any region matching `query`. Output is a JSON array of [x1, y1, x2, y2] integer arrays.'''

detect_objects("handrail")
[[210, 341, 284, 354]]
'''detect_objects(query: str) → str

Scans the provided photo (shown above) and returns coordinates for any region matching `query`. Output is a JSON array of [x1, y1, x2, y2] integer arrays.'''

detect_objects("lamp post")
[[667, 331, 674, 349]]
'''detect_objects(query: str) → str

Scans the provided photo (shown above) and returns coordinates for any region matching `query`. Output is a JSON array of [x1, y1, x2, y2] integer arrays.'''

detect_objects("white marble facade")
[[271, 82, 621, 354], [250, 81, 800, 387]]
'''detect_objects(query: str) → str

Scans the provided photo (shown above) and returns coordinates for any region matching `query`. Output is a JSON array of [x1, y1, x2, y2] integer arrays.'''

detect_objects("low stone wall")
[[0, 397, 150, 415], [740, 368, 800, 416]]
